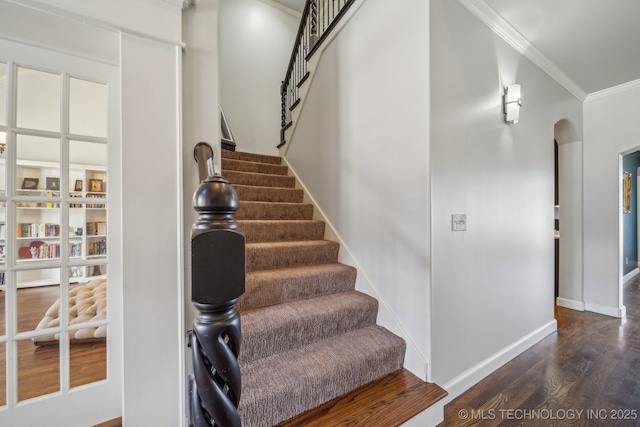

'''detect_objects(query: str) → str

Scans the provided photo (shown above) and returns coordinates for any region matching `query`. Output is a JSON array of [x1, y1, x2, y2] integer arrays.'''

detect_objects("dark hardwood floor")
[[0, 285, 106, 405], [441, 276, 640, 426], [7, 276, 640, 426]]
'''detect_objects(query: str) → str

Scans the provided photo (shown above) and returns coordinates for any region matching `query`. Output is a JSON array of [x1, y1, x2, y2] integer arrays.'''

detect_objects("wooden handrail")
[[188, 142, 246, 427], [279, 0, 356, 148]]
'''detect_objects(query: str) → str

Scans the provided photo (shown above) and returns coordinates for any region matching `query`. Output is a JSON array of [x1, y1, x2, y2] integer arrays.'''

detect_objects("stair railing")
[[221, 108, 236, 152], [279, 0, 356, 147], [188, 142, 246, 427]]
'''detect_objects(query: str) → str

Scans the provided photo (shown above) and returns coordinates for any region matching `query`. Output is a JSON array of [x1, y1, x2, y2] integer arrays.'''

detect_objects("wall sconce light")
[[504, 84, 522, 124]]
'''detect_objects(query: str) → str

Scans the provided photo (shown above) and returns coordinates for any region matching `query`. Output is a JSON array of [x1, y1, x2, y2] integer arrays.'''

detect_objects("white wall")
[[120, 35, 183, 427], [584, 83, 640, 317], [27, 0, 181, 44], [219, 0, 299, 155], [182, 0, 220, 340], [285, 0, 432, 379], [430, 0, 581, 392]]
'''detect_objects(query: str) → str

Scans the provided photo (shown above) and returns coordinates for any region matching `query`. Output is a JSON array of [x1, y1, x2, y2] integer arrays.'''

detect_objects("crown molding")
[[585, 78, 640, 102], [458, 0, 587, 102], [259, 0, 302, 18]]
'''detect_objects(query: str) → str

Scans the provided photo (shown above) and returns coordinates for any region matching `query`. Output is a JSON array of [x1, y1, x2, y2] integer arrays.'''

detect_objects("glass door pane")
[[16, 67, 60, 132], [69, 78, 107, 138]]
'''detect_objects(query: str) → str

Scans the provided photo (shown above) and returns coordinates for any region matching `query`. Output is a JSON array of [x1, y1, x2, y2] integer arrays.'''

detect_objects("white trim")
[[585, 78, 640, 102], [282, 156, 430, 382], [623, 266, 640, 283], [584, 302, 626, 318], [556, 297, 585, 311], [457, 0, 587, 102], [400, 400, 446, 427], [259, 0, 302, 18], [6, 0, 185, 48], [440, 320, 557, 403], [175, 44, 187, 427]]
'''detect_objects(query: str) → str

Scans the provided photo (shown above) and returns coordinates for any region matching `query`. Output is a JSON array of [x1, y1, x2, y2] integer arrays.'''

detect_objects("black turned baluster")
[[188, 142, 245, 427], [310, 0, 318, 50]]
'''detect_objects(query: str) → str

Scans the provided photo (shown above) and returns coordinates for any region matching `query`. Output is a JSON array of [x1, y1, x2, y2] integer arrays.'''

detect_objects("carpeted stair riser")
[[234, 185, 303, 203], [222, 158, 289, 176], [220, 150, 407, 427], [222, 170, 295, 188], [246, 241, 339, 272], [240, 291, 378, 364], [237, 264, 357, 312], [238, 326, 406, 427], [240, 220, 325, 243], [222, 150, 283, 165], [236, 201, 313, 220]]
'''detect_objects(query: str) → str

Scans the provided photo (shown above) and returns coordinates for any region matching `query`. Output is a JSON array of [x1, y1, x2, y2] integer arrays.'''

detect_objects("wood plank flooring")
[[277, 369, 447, 427], [441, 276, 640, 426], [9, 276, 640, 426], [0, 285, 107, 405]]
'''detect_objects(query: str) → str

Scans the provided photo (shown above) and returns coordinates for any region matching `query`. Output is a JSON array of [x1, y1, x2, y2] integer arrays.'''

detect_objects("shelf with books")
[[6, 159, 107, 288]]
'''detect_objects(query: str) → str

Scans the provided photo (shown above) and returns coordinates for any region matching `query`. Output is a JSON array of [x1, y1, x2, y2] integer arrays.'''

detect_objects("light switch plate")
[[452, 214, 466, 231]]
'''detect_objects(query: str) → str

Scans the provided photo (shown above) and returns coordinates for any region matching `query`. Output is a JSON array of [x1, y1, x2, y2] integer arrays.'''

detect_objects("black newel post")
[[188, 142, 246, 427]]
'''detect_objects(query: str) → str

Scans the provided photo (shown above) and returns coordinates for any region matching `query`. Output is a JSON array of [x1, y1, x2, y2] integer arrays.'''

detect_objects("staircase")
[[222, 149, 408, 426]]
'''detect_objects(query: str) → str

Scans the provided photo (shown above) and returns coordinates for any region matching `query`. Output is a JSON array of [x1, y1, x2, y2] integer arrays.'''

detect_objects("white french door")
[[0, 36, 122, 426]]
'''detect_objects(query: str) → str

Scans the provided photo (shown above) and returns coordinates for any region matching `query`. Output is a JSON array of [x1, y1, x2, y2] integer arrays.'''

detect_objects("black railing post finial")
[[188, 142, 246, 427]]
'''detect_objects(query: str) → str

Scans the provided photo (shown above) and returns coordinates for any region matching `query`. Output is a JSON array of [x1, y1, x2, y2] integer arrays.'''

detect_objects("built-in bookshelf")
[[0, 159, 108, 288]]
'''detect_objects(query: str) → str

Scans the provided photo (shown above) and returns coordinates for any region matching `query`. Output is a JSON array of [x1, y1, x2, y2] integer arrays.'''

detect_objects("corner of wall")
[[281, 156, 431, 381]]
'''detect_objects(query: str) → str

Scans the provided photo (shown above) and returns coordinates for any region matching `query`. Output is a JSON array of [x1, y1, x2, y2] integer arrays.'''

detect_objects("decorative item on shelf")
[[74, 180, 83, 192], [89, 179, 103, 192], [69, 266, 83, 278], [45, 191, 54, 208], [623, 171, 632, 213], [92, 265, 102, 276], [21, 177, 39, 190], [45, 177, 60, 191], [0, 142, 5, 158]]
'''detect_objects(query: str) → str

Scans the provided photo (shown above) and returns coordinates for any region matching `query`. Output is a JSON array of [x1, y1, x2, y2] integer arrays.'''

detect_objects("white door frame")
[[0, 36, 122, 426]]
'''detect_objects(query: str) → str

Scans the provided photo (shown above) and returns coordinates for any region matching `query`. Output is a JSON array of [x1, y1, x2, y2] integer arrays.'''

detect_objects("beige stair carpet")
[[221, 150, 406, 427]]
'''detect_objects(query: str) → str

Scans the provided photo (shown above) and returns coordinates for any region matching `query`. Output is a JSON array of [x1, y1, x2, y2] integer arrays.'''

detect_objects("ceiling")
[[272, 0, 640, 99], [479, 0, 640, 97]]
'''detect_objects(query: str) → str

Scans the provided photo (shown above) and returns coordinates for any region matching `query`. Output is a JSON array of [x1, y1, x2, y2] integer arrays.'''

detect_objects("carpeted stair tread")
[[239, 325, 406, 427], [240, 220, 325, 242], [222, 149, 410, 426], [237, 201, 313, 220], [222, 149, 282, 165], [234, 184, 304, 203], [222, 158, 289, 176], [246, 240, 339, 271], [237, 263, 357, 311], [223, 170, 296, 188], [240, 291, 378, 364]]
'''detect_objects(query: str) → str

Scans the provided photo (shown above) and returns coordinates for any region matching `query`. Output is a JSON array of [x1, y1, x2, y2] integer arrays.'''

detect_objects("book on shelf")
[[17, 223, 60, 238], [86, 222, 107, 236], [88, 239, 107, 256]]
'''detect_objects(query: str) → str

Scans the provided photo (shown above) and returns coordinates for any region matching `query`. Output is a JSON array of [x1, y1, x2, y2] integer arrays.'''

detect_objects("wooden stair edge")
[[276, 369, 447, 427]]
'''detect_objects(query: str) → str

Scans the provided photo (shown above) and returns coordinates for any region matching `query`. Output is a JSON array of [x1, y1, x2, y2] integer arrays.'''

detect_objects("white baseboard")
[[623, 267, 640, 283], [585, 302, 626, 318], [440, 320, 557, 403], [400, 400, 446, 427], [556, 297, 585, 311]]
